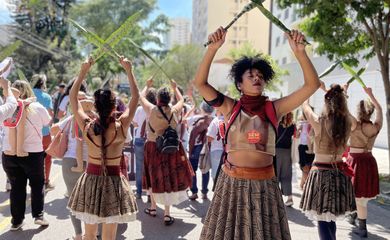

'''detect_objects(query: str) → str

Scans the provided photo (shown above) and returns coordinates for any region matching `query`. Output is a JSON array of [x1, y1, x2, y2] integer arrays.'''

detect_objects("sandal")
[[164, 215, 175, 226], [144, 208, 157, 217]]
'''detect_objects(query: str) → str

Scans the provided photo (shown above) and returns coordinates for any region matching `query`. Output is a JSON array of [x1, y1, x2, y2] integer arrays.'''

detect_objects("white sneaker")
[[34, 217, 49, 226], [10, 222, 24, 231]]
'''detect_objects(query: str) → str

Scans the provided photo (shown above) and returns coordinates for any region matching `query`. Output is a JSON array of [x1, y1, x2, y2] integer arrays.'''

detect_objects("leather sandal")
[[144, 208, 157, 217], [164, 215, 175, 226]]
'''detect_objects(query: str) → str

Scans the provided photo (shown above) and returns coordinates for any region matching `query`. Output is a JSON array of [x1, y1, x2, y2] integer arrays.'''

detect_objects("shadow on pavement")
[[0, 225, 47, 239], [136, 199, 197, 240], [44, 197, 70, 220], [285, 206, 315, 227], [347, 230, 390, 240], [175, 198, 211, 223]]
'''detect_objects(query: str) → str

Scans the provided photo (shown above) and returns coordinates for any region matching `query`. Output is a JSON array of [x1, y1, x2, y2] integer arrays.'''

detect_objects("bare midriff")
[[88, 157, 122, 166], [313, 153, 343, 163], [227, 150, 273, 168]]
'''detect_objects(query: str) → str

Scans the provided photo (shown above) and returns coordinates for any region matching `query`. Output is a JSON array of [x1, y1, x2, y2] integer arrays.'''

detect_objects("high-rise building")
[[192, 0, 272, 60], [163, 18, 191, 50]]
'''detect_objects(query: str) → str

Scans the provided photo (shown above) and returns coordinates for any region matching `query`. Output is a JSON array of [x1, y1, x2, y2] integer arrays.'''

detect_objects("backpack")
[[149, 106, 179, 154]]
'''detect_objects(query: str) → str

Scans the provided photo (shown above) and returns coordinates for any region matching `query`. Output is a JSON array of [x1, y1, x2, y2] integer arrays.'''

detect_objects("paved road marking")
[[0, 171, 61, 233]]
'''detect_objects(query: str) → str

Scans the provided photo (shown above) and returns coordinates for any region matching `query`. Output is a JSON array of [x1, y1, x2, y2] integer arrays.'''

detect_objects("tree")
[[69, 0, 170, 80], [228, 42, 287, 97], [5, 0, 78, 88], [277, 0, 390, 163]]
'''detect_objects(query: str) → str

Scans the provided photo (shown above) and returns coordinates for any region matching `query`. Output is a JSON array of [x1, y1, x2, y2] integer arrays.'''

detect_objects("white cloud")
[[0, 0, 8, 11]]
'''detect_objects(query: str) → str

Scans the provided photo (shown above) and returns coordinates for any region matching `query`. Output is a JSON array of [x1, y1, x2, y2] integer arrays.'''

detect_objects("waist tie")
[[311, 161, 354, 177], [222, 163, 275, 180], [86, 163, 121, 176]]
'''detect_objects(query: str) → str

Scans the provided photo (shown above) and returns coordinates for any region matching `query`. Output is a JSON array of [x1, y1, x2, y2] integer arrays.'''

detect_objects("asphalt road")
[[0, 158, 389, 240]]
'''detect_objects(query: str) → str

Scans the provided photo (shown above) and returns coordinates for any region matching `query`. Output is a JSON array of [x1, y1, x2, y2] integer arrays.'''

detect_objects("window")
[[282, 57, 287, 64], [275, 36, 280, 47], [292, 9, 297, 22], [284, 9, 289, 20]]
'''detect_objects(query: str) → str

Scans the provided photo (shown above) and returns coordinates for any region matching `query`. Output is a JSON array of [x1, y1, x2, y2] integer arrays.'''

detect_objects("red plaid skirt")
[[143, 141, 193, 193], [347, 152, 379, 198]]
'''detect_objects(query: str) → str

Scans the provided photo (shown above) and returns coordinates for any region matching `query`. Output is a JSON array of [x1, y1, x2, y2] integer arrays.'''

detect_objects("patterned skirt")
[[200, 168, 291, 240], [67, 171, 138, 224], [347, 152, 379, 198], [300, 165, 356, 222], [143, 141, 194, 205]]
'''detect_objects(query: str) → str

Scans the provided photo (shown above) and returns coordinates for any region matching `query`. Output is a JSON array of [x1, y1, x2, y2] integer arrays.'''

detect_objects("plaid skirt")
[[200, 168, 291, 240], [143, 141, 194, 205], [67, 171, 138, 224], [347, 152, 379, 198], [300, 165, 356, 222]]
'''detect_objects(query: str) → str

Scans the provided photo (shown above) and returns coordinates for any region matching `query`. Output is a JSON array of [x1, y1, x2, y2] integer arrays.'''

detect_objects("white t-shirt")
[[2, 102, 51, 152], [207, 116, 224, 152], [0, 96, 17, 123], [58, 116, 89, 160], [133, 106, 146, 139]]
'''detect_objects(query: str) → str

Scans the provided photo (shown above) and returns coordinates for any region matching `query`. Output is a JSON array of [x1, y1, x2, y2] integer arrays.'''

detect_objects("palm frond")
[[0, 41, 22, 61], [342, 62, 366, 87]]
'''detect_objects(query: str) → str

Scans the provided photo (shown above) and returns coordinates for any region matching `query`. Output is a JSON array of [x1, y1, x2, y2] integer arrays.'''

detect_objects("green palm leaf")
[[251, 0, 310, 45], [346, 66, 367, 84], [0, 41, 22, 61], [128, 39, 171, 80], [341, 62, 366, 87], [104, 10, 143, 48], [319, 60, 341, 79], [68, 19, 118, 60]]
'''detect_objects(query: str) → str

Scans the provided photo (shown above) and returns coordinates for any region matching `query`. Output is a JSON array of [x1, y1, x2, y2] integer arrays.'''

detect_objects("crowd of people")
[[0, 27, 383, 240]]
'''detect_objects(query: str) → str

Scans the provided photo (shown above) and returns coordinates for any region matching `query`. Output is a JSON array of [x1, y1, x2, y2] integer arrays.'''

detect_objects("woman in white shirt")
[[2, 80, 51, 231]]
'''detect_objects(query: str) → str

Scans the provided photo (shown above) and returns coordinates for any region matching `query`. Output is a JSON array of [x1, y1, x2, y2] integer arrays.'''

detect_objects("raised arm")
[[139, 78, 155, 117], [274, 30, 320, 119], [364, 87, 383, 130], [118, 56, 140, 129], [171, 80, 184, 113], [193, 27, 234, 116], [70, 58, 93, 131]]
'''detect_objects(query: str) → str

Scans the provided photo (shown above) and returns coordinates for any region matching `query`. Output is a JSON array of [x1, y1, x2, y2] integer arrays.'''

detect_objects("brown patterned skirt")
[[200, 167, 291, 240], [300, 164, 356, 222], [347, 152, 379, 198], [143, 141, 194, 205], [67, 169, 138, 224]]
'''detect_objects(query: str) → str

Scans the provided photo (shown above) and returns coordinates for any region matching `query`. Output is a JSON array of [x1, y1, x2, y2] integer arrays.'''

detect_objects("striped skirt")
[[67, 171, 138, 224], [200, 167, 291, 240], [300, 165, 356, 222]]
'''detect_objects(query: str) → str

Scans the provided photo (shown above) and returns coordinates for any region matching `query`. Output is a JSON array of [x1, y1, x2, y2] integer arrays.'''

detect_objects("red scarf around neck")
[[239, 94, 268, 120]]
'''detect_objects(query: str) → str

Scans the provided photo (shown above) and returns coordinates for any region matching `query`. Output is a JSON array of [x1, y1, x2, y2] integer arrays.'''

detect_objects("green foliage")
[[341, 62, 366, 87], [228, 42, 287, 93], [138, 44, 204, 89], [0, 41, 22, 61], [276, 0, 388, 66], [70, 0, 170, 79]]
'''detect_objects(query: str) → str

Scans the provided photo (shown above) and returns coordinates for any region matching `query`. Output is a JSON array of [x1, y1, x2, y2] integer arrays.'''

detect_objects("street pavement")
[[0, 148, 389, 240]]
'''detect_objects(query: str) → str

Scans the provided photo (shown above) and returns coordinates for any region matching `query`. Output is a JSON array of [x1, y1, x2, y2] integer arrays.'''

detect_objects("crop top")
[[349, 121, 378, 151], [314, 118, 350, 155], [226, 109, 276, 156]]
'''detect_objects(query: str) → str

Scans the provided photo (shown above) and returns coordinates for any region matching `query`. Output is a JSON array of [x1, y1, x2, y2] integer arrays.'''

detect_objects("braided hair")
[[93, 89, 116, 162], [323, 84, 351, 148]]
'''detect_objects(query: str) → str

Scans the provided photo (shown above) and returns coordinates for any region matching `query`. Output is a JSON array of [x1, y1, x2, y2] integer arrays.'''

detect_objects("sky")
[[154, 0, 192, 20], [0, 0, 192, 24]]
